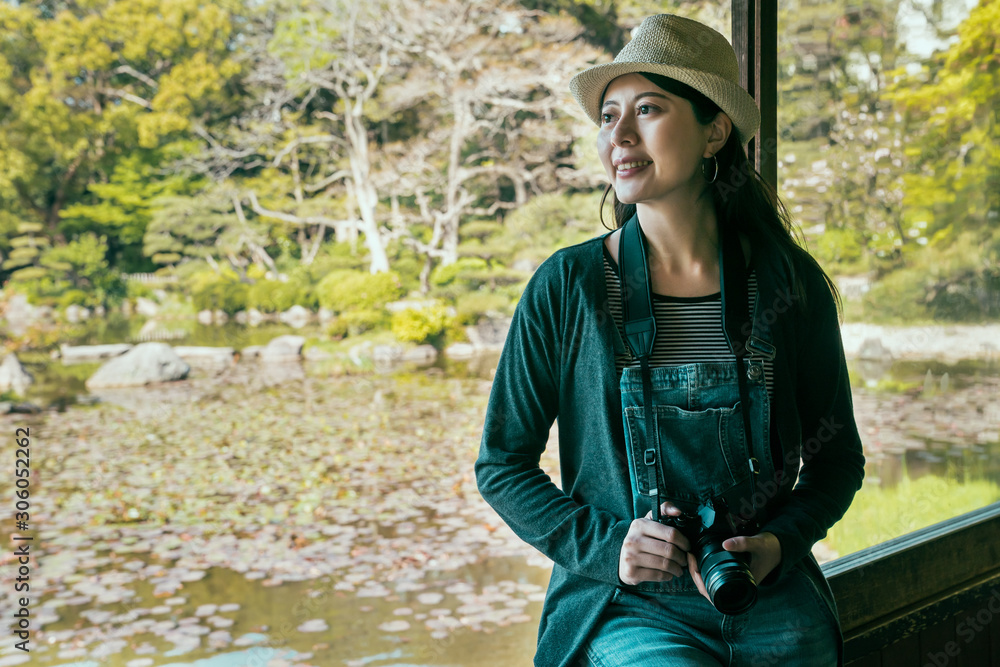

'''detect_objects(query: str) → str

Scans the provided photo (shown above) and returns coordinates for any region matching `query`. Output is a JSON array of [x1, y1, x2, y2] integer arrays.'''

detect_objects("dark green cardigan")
[[475, 230, 865, 667]]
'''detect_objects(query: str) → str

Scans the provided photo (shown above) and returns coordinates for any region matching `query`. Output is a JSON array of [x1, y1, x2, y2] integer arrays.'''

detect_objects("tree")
[[382, 0, 604, 292], [883, 0, 999, 250], [270, 0, 402, 274]]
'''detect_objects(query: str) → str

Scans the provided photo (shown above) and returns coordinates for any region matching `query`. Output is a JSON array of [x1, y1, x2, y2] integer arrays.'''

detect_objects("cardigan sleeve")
[[475, 256, 633, 587], [760, 260, 866, 579]]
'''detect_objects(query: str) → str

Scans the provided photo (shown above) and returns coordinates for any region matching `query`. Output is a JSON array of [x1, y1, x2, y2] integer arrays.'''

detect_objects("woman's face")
[[597, 73, 714, 206]]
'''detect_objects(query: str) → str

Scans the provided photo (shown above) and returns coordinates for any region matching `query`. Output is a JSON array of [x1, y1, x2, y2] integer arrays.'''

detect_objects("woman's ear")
[[705, 113, 733, 156]]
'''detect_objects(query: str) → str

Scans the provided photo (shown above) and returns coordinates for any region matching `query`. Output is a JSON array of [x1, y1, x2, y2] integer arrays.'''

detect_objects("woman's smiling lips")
[[615, 160, 653, 177]]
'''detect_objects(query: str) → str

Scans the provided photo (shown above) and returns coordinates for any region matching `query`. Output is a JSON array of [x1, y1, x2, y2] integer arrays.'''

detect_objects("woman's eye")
[[601, 113, 614, 124], [638, 104, 654, 114]]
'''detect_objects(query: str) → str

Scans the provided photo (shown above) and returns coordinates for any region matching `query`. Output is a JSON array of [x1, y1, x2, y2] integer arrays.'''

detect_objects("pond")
[[1, 316, 998, 666]]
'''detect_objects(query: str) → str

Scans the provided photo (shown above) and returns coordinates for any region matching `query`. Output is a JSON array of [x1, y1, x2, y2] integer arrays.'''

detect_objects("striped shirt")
[[602, 244, 774, 403]]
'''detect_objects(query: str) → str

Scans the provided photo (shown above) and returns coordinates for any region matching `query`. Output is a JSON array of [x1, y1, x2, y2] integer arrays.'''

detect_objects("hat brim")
[[569, 61, 761, 149]]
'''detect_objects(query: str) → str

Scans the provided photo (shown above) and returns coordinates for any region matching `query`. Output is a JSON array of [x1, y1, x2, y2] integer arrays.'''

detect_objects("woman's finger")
[[644, 502, 684, 520], [634, 533, 689, 567], [687, 551, 712, 602], [624, 549, 687, 579]]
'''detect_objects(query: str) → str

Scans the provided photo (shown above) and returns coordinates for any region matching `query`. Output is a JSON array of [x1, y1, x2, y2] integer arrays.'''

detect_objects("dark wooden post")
[[732, 0, 777, 191]]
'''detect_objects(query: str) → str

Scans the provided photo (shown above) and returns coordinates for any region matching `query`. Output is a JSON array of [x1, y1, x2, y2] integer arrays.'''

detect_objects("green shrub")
[[856, 268, 930, 323], [391, 304, 453, 345], [462, 266, 530, 288], [58, 289, 91, 308], [192, 279, 249, 315], [305, 242, 368, 280], [125, 281, 154, 300], [324, 318, 348, 340], [315, 270, 403, 313], [453, 291, 511, 324], [338, 309, 387, 336], [430, 258, 489, 287], [247, 279, 313, 313], [925, 266, 1000, 322], [813, 227, 866, 269]]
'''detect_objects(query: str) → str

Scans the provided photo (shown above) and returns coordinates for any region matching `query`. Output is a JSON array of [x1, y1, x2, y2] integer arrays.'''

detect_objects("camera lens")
[[698, 538, 757, 615]]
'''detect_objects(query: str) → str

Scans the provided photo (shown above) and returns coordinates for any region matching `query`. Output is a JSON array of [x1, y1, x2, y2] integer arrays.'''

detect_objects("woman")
[[475, 13, 864, 667]]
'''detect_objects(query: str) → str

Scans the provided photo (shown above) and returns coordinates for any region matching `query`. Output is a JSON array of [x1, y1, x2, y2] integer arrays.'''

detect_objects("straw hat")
[[569, 14, 760, 149]]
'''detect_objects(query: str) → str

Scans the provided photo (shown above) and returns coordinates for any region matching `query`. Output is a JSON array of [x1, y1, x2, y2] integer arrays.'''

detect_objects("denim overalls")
[[620, 355, 773, 594], [583, 217, 840, 666]]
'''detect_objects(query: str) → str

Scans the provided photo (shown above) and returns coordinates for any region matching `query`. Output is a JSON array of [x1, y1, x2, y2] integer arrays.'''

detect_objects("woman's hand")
[[618, 502, 692, 586], [688, 531, 783, 603], [722, 532, 782, 584]]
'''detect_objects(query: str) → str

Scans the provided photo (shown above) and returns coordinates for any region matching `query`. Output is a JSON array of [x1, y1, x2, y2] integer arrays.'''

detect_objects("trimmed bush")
[[247, 279, 311, 313], [58, 289, 91, 308], [453, 291, 511, 325], [430, 258, 489, 287], [316, 270, 403, 313], [391, 304, 453, 345], [338, 309, 386, 337], [192, 279, 249, 315]]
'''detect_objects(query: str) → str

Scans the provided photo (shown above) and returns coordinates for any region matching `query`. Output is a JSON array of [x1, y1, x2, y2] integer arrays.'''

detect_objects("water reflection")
[[6, 314, 998, 665]]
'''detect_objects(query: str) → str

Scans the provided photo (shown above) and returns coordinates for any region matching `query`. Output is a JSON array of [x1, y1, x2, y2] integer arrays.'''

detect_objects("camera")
[[660, 499, 758, 615]]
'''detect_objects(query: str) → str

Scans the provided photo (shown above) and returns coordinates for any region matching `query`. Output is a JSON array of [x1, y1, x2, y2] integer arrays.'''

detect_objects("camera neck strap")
[[617, 213, 760, 523]]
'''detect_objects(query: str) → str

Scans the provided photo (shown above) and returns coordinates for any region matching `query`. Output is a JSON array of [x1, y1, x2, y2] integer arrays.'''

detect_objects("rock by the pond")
[[512, 257, 538, 273], [234, 310, 248, 324], [373, 344, 405, 364], [135, 297, 159, 318], [85, 342, 191, 389], [260, 335, 305, 362], [8, 403, 42, 415], [348, 341, 374, 366], [0, 402, 42, 415], [318, 307, 334, 323], [64, 303, 91, 323], [841, 323, 1000, 362], [303, 346, 333, 361], [3, 293, 37, 336], [173, 346, 235, 366], [386, 299, 440, 314], [444, 342, 475, 359], [197, 310, 213, 325], [212, 309, 229, 324], [279, 305, 311, 327], [246, 308, 265, 326], [239, 345, 263, 361], [465, 317, 511, 351], [402, 344, 437, 365], [60, 343, 133, 363], [0, 353, 34, 395], [858, 337, 892, 361]]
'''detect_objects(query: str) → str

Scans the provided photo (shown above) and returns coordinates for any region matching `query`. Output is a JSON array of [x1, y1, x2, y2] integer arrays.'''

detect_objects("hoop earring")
[[703, 154, 719, 184]]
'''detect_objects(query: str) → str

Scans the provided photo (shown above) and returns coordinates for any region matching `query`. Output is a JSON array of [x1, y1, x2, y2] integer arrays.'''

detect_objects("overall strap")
[[719, 223, 761, 518], [618, 214, 660, 522], [618, 214, 760, 523]]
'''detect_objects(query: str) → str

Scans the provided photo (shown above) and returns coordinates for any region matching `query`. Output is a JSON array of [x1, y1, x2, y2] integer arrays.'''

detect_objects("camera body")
[[660, 499, 759, 616]]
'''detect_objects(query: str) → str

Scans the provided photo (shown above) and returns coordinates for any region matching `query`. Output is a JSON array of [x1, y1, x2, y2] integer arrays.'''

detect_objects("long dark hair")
[[598, 72, 840, 315]]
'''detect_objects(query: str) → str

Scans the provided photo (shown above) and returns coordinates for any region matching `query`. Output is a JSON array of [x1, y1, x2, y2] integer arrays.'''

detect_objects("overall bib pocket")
[[623, 399, 753, 515]]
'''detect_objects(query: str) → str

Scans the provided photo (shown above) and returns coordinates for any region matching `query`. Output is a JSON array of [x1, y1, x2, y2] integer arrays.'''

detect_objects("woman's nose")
[[610, 116, 637, 146]]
